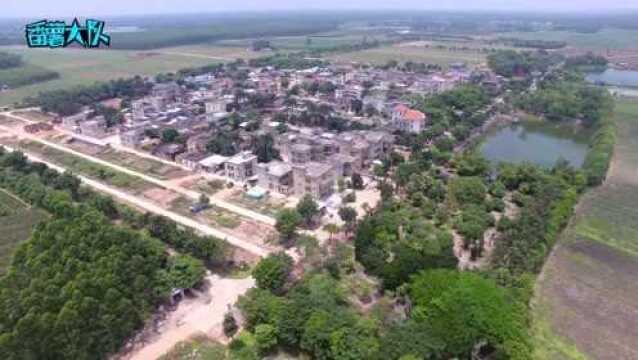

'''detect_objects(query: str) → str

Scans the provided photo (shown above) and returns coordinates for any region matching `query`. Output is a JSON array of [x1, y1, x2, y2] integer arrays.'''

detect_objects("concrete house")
[[392, 105, 427, 133], [120, 127, 145, 147], [256, 161, 293, 195], [186, 133, 210, 153], [153, 143, 185, 161], [79, 116, 107, 138], [199, 154, 229, 174], [61, 112, 89, 131], [224, 151, 258, 183], [293, 162, 336, 199]]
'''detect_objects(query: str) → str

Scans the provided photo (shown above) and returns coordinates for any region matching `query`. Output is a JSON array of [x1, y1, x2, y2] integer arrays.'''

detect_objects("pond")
[[586, 69, 638, 88], [480, 121, 591, 168]]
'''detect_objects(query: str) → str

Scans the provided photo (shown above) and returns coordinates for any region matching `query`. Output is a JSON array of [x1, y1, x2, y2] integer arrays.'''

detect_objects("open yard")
[[327, 43, 487, 67], [0, 45, 255, 106], [532, 98, 638, 360], [0, 189, 48, 274]]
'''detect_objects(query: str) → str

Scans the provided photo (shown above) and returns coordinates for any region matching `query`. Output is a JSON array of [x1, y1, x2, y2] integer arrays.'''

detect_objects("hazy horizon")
[[5, 0, 638, 18]]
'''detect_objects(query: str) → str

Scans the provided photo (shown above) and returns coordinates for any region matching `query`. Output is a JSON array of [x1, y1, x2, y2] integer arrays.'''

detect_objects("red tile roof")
[[394, 105, 426, 122]]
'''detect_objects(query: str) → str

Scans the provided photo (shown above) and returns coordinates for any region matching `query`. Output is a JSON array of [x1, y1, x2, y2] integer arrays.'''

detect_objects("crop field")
[[0, 63, 59, 88], [9, 139, 154, 193], [0, 45, 253, 106], [501, 28, 638, 50], [0, 189, 48, 274], [217, 30, 392, 51], [532, 99, 638, 360], [97, 148, 188, 180], [327, 43, 487, 66]]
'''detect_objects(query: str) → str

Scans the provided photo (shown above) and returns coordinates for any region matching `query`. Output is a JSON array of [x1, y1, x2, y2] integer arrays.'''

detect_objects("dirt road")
[[123, 274, 255, 360], [0, 143, 270, 257]]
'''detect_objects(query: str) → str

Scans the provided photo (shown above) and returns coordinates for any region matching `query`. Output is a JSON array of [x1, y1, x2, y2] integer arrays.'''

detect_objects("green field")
[[0, 63, 59, 88], [532, 98, 638, 359], [0, 189, 48, 274], [218, 30, 391, 51], [501, 28, 638, 50], [327, 43, 487, 66], [0, 45, 256, 106], [7, 139, 154, 193]]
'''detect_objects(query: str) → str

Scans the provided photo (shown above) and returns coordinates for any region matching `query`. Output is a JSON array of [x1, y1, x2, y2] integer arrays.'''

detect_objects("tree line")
[[0, 52, 22, 70], [22, 77, 153, 116]]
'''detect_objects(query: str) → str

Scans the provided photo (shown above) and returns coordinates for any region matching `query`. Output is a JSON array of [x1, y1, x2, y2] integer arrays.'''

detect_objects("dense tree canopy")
[[252, 252, 294, 294], [0, 211, 169, 359]]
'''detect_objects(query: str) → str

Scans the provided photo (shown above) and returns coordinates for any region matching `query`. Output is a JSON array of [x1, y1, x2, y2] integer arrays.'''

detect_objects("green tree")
[[252, 252, 293, 294], [254, 324, 278, 355], [409, 270, 531, 359], [275, 209, 302, 244], [164, 255, 206, 290], [161, 128, 179, 143], [296, 194, 319, 228], [448, 176, 487, 207], [223, 312, 239, 338], [338, 206, 358, 232], [252, 134, 280, 163]]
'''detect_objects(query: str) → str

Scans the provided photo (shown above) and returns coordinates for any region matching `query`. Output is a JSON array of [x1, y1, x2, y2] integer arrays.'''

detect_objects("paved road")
[[1, 143, 270, 257], [0, 111, 276, 226]]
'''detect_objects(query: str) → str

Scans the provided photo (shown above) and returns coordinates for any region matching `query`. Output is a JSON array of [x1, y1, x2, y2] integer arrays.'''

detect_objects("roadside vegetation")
[[0, 147, 216, 359]]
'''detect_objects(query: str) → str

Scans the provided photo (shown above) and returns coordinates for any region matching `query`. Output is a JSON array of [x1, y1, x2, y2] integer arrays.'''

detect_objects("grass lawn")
[[170, 196, 241, 229], [327, 44, 486, 66], [0, 189, 48, 274], [532, 98, 638, 359], [158, 335, 227, 360], [0, 45, 254, 106]]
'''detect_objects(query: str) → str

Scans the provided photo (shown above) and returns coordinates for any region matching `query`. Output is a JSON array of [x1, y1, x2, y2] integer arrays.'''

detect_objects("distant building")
[[392, 105, 427, 133], [186, 133, 210, 153], [120, 127, 145, 147], [79, 116, 107, 138], [152, 82, 182, 100], [153, 143, 185, 161], [199, 154, 229, 174], [205, 99, 229, 114], [177, 152, 207, 170], [61, 112, 89, 132]]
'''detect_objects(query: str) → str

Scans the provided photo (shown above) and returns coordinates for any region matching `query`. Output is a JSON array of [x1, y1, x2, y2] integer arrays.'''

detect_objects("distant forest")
[[2, 11, 638, 48]]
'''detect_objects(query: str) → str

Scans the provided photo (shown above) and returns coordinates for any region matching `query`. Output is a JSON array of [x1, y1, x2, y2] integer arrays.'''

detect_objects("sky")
[[4, 0, 638, 18]]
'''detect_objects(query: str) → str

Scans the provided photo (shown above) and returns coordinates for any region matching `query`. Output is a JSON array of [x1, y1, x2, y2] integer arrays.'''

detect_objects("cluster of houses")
[[55, 60, 503, 201]]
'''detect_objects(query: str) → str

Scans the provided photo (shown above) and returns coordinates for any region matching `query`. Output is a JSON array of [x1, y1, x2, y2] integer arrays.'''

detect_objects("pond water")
[[480, 121, 591, 168], [586, 69, 638, 88]]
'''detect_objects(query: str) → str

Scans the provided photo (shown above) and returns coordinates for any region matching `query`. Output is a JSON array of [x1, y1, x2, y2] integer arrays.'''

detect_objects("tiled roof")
[[394, 105, 426, 123]]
